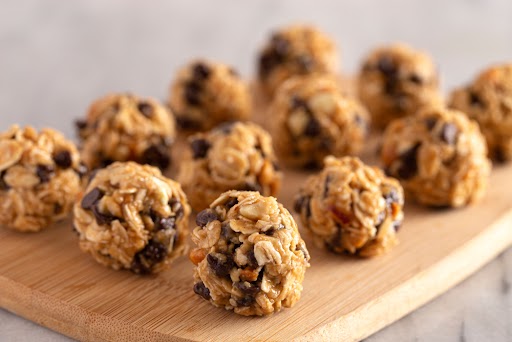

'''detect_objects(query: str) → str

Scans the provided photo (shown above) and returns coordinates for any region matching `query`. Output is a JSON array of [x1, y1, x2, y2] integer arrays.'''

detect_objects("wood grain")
[[1, 84, 512, 341]]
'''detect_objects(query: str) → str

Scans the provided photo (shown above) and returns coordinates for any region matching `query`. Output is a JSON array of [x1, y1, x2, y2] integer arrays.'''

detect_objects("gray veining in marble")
[[0, 0, 511, 341]]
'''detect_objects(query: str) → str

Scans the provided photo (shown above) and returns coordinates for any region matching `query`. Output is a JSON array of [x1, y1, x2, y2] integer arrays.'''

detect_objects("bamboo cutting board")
[[1, 83, 512, 341]]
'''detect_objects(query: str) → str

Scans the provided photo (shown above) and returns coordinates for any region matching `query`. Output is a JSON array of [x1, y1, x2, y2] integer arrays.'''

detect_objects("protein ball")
[[76, 93, 175, 171], [73, 162, 190, 274], [0, 125, 86, 232], [449, 63, 512, 162], [178, 121, 282, 211], [189, 190, 310, 316], [257, 24, 339, 96], [294, 156, 404, 257], [381, 106, 491, 207], [169, 60, 251, 131], [271, 75, 369, 169], [358, 43, 442, 129]]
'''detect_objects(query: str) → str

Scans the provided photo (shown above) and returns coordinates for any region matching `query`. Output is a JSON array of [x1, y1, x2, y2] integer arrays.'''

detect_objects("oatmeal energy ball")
[[169, 60, 251, 131], [190, 190, 310, 316], [0, 125, 86, 232], [381, 106, 491, 207], [295, 156, 404, 257], [73, 162, 190, 274], [76, 93, 175, 171], [450, 63, 512, 162], [358, 43, 442, 129], [258, 24, 339, 96], [178, 121, 282, 211], [271, 75, 369, 169]]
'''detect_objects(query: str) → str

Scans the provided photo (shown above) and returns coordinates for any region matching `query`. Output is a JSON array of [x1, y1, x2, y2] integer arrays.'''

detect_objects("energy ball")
[[0, 125, 86, 232], [189, 190, 310, 316], [381, 106, 491, 207], [76, 93, 175, 171], [294, 156, 404, 257], [450, 63, 512, 162], [271, 75, 369, 169], [358, 43, 442, 129], [257, 24, 339, 96], [178, 121, 282, 211], [169, 60, 251, 131], [73, 162, 190, 274]]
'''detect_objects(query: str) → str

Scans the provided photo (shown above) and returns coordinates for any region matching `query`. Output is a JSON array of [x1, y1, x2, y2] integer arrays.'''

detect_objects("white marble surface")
[[0, 0, 511, 341]]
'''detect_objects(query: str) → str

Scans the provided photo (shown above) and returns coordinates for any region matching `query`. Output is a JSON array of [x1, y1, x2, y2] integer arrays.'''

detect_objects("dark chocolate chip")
[[53, 150, 72, 169], [99, 158, 114, 168], [290, 96, 309, 111], [131, 240, 168, 275], [221, 221, 237, 242], [75, 119, 87, 131], [494, 147, 508, 163], [54, 203, 63, 214], [193, 282, 211, 300], [425, 117, 438, 130], [247, 250, 259, 268], [36, 165, 54, 183], [207, 253, 234, 278], [304, 117, 321, 137], [239, 182, 262, 192], [396, 143, 421, 179], [176, 116, 201, 130], [469, 91, 484, 107], [377, 56, 397, 77], [297, 54, 314, 72], [196, 209, 218, 226], [236, 281, 260, 296], [303, 160, 321, 170], [154, 216, 176, 231], [0, 171, 9, 190], [190, 139, 211, 159], [271, 34, 290, 57], [325, 224, 342, 252], [140, 144, 170, 170], [91, 205, 116, 225], [258, 51, 280, 79], [192, 63, 211, 80], [440, 123, 458, 145], [409, 74, 423, 84], [225, 197, 239, 210], [137, 102, 153, 118], [81, 187, 104, 210], [236, 296, 256, 307], [294, 195, 311, 218], [184, 81, 202, 106]]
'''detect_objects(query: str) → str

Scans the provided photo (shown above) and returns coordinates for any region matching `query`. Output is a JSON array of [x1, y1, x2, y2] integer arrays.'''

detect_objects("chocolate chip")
[[377, 56, 397, 77], [192, 63, 211, 80], [72, 224, 80, 236], [384, 188, 400, 206], [304, 117, 321, 137], [53, 150, 72, 169], [290, 96, 309, 111], [131, 240, 168, 274], [303, 160, 321, 170], [196, 209, 218, 226], [99, 158, 114, 168], [396, 143, 421, 179], [409, 74, 423, 84], [207, 253, 234, 278], [137, 102, 153, 118], [297, 55, 314, 72], [264, 227, 275, 236], [325, 224, 342, 252], [81, 187, 104, 210], [176, 116, 201, 130], [235, 281, 260, 296], [193, 282, 211, 300], [215, 121, 235, 134], [247, 250, 258, 268], [494, 147, 508, 163], [271, 34, 290, 57], [258, 51, 281, 79], [469, 91, 483, 107], [240, 182, 262, 192], [440, 123, 458, 145], [190, 139, 211, 159], [91, 205, 116, 225], [393, 220, 402, 232], [140, 144, 170, 170], [54, 203, 63, 214], [225, 197, 239, 210], [154, 216, 176, 231], [236, 296, 256, 307], [425, 117, 438, 130], [75, 119, 87, 130], [294, 195, 311, 218], [184, 81, 202, 106], [221, 221, 237, 242], [0, 171, 9, 190], [36, 165, 54, 183]]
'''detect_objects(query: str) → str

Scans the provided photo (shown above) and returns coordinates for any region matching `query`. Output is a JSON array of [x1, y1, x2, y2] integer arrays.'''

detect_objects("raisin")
[[236, 296, 255, 307], [235, 281, 260, 296], [137, 102, 153, 118], [193, 282, 211, 300], [396, 143, 421, 179], [190, 139, 211, 159], [196, 209, 218, 226], [247, 250, 259, 268], [140, 144, 170, 170], [53, 150, 72, 169], [440, 123, 458, 145], [36, 164, 54, 183], [207, 253, 234, 278]]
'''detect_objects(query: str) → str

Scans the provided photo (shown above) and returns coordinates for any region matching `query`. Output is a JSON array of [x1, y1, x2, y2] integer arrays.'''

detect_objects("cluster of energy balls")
[[1, 22, 509, 317]]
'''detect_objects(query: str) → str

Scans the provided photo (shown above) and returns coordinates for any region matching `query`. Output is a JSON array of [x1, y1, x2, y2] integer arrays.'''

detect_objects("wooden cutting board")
[[1, 82, 512, 341]]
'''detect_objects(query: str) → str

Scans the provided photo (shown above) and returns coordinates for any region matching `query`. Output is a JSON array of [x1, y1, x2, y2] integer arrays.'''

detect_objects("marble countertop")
[[0, 0, 511, 341]]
